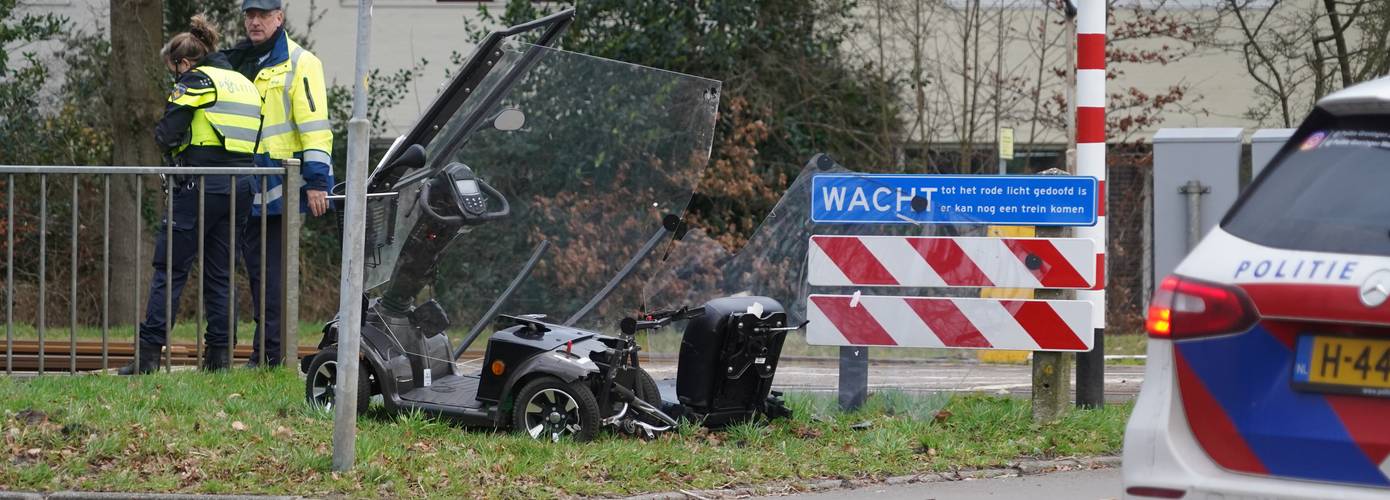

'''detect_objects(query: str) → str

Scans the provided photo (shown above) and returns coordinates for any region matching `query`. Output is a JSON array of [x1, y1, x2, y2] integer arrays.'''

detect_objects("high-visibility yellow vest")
[[172, 65, 263, 155], [252, 37, 332, 165]]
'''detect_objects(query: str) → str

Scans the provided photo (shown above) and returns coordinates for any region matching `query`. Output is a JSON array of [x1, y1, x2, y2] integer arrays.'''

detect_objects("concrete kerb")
[[615, 455, 1121, 500], [1, 456, 1125, 500]]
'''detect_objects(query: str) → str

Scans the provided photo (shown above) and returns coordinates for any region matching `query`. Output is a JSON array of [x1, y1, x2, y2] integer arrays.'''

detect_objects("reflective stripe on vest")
[[257, 46, 305, 159], [182, 65, 264, 154]]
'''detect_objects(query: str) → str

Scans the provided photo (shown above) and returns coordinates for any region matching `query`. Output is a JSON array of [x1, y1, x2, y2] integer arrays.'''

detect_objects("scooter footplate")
[[400, 374, 484, 409]]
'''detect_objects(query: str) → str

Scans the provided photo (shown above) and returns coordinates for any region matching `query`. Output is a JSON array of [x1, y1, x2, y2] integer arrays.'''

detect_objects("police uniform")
[[128, 52, 261, 373], [224, 23, 334, 367]]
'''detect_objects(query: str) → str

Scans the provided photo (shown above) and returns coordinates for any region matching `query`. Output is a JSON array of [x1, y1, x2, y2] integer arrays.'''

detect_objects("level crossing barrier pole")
[[1073, 0, 1107, 409]]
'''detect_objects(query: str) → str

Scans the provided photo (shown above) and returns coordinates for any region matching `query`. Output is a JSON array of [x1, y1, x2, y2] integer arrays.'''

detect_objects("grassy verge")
[[1104, 333, 1147, 356], [0, 370, 1131, 498]]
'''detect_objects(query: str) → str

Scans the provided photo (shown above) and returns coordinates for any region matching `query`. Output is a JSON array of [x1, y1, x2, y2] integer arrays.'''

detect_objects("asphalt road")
[[642, 360, 1145, 402], [753, 468, 1123, 500]]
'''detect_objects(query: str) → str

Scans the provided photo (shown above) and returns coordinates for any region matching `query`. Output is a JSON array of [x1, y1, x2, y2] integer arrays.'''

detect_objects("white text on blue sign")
[[811, 174, 1098, 226]]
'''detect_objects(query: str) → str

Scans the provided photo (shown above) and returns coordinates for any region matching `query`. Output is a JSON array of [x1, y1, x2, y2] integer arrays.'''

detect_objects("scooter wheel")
[[512, 376, 600, 443], [634, 368, 660, 404], [305, 346, 372, 415]]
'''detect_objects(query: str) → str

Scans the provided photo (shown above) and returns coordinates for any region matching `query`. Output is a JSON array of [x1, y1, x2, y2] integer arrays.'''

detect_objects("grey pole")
[[102, 175, 109, 370], [8, 175, 15, 375], [1033, 167, 1074, 423], [1180, 180, 1209, 253], [333, 0, 373, 472], [838, 346, 869, 411], [70, 177, 78, 374], [38, 174, 46, 374], [282, 160, 301, 367]]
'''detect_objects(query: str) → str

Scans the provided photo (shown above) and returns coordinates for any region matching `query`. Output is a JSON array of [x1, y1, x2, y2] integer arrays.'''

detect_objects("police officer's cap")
[[242, 0, 282, 11]]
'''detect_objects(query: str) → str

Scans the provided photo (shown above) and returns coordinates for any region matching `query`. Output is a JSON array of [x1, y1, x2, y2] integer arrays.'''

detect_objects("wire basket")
[[331, 182, 398, 268]]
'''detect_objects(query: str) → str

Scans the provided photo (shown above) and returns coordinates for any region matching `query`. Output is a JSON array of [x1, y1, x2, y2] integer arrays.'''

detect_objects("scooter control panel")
[[448, 168, 488, 216]]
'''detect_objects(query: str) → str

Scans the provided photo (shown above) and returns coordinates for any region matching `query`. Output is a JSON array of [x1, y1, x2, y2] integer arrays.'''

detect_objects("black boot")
[[244, 354, 282, 369], [202, 346, 230, 372], [118, 342, 163, 375]]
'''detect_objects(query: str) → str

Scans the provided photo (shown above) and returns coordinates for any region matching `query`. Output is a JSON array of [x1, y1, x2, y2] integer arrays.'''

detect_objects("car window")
[[1223, 118, 1390, 256]]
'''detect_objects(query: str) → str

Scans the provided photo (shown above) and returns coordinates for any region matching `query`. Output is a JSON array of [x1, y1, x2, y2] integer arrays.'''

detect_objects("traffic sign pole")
[[838, 346, 868, 412], [1033, 170, 1072, 423]]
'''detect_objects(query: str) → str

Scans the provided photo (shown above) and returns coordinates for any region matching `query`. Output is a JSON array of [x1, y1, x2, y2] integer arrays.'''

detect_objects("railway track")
[[0, 340, 323, 373], [0, 340, 509, 374]]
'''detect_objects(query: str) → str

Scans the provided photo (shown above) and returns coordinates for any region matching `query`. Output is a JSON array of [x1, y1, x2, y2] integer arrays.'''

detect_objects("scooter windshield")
[[641, 159, 965, 327], [362, 41, 720, 335]]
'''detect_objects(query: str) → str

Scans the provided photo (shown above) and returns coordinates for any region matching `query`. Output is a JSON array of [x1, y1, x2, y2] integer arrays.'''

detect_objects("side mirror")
[[492, 108, 526, 131], [389, 144, 427, 170]]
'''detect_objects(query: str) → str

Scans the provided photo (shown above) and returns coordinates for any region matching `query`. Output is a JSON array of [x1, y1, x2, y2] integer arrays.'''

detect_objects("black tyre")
[[633, 368, 661, 405], [305, 346, 372, 414], [512, 376, 600, 442]]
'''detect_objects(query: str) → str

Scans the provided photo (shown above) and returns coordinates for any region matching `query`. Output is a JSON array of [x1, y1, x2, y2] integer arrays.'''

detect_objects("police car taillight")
[[1147, 275, 1258, 339]]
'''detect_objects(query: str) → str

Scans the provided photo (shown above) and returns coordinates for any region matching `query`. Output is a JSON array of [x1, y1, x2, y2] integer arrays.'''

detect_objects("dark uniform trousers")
[[138, 184, 252, 347], [241, 213, 285, 365]]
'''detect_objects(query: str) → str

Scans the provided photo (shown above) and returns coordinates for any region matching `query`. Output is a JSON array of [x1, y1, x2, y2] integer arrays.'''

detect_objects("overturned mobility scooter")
[[303, 10, 794, 441]]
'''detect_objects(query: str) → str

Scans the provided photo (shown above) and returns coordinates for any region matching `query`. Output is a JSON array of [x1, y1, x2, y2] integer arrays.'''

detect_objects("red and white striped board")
[[807, 235, 1096, 289], [805, 294, 1094, 351]]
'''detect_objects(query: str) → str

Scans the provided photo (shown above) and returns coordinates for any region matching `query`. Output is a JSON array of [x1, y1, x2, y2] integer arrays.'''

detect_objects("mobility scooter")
[[303, 9, 792, 441]]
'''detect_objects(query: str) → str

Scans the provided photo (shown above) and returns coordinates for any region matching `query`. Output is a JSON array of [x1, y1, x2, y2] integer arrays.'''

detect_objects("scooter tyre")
[[512, 377, 600, 443], [634, 368, 660, 405], [305, 346, 372, 415]]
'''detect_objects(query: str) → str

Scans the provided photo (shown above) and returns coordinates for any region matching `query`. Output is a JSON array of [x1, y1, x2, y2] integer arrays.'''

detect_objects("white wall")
[[18, 0, 1285, 142]]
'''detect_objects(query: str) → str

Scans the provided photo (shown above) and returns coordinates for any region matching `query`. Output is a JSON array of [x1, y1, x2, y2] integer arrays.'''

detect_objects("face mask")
[[168, 59, 190, 84]]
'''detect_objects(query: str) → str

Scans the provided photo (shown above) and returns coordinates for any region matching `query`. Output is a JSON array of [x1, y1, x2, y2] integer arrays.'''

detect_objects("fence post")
[[282, 159, 301, 365]]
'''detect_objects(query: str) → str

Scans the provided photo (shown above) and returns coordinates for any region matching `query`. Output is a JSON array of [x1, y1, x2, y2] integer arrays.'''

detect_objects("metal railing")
[[0, 161, 302, 374]]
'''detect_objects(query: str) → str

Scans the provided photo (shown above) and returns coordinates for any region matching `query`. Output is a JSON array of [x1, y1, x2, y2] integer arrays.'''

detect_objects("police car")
[[1123, 78, 1390, 499]]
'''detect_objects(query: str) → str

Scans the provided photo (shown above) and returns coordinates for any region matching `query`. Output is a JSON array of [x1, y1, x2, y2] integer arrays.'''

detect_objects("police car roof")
[[1317, 74, 1390, 116]]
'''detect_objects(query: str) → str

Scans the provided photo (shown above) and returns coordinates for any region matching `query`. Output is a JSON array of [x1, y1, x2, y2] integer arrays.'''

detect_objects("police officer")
[[121, 15, 261, 375], [224, 0, 333, 368]]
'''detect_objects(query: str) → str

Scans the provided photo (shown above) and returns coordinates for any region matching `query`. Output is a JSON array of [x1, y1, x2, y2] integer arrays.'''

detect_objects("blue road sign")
[[811, 174, 1098, 226]]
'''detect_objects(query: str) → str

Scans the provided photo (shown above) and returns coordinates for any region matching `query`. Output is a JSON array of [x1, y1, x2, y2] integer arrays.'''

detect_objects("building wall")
[[26, 0, 1280, 140]]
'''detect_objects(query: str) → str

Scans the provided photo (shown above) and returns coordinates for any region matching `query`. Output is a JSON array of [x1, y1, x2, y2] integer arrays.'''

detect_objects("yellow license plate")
[[1294, 335, 1390, 397]]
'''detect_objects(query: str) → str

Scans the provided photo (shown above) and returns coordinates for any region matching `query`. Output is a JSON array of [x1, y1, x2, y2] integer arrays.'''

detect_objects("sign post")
[[1033, 171, 1072, 423]]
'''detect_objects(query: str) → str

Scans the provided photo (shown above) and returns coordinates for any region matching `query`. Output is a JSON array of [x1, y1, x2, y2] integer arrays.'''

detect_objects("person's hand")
[[307, 189, 328, 217]]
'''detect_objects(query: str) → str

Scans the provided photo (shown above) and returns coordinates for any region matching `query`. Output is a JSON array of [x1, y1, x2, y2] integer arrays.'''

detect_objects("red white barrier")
[[1077, 0, 1107, 327], [805, 294, 1094, 351], [807, 235, 1096, 289]]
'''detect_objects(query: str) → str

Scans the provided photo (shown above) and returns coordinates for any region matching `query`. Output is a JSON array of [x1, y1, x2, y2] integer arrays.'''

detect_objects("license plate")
[[1293, 335, 1390, 398]]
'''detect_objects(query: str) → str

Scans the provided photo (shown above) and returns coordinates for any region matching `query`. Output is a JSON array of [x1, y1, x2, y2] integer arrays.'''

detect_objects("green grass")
[[0, 371, 1131, 498], [1104, 333, 1147, 357]]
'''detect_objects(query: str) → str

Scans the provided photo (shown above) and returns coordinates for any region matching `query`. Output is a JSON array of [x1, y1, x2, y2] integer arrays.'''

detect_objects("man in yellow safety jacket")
[[224, 0, 333, 368]]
